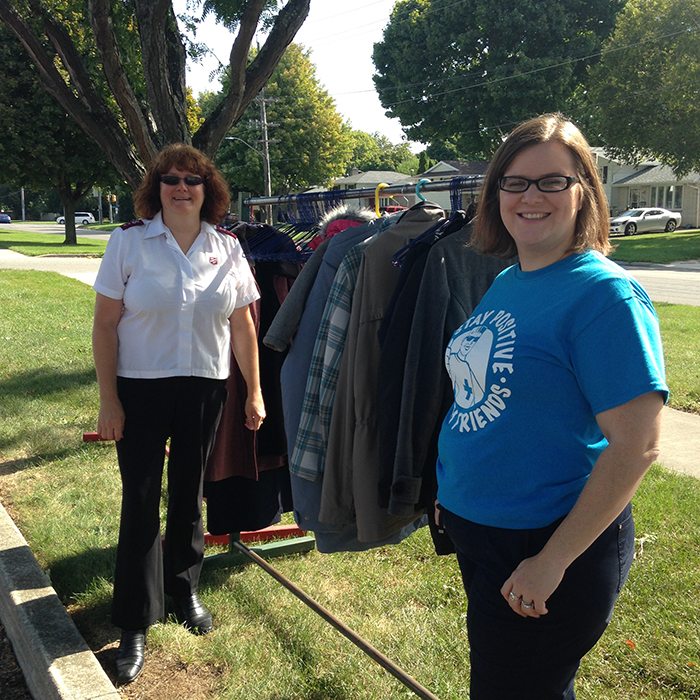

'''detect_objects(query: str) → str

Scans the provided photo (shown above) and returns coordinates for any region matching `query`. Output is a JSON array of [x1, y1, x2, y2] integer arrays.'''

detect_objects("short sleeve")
[[93, 228, 127, 300], [229, 240, 260, 309], [570, 294, 668, 415]]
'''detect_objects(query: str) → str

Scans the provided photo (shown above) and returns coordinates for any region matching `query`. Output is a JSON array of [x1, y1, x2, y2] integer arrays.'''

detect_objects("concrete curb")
[[0, 502, 119, 700]]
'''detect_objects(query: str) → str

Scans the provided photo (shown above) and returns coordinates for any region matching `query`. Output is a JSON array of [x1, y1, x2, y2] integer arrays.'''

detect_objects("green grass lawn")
[[610, 229, 700, 264], [0, 271, 699, 699], [0, 229, 108, 257], [2, 226, 700, 262]]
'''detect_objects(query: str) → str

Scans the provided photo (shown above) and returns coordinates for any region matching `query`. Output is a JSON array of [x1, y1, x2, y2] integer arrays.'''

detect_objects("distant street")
[[2, 222, 700, 306], [0, 221, 111, 240], [620, 262, 700, 307]]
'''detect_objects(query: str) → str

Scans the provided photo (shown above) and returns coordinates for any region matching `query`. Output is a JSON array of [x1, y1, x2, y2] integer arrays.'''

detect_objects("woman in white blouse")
[[92, 144, 264, 685]]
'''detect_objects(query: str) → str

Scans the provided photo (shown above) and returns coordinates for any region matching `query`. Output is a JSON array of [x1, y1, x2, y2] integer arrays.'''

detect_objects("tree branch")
[[88, 0, 159, 167], [0, 0, 145, 189], [243, 0, 311, 106], [134, 0, 190, 149], [193, 0, 310, 158]]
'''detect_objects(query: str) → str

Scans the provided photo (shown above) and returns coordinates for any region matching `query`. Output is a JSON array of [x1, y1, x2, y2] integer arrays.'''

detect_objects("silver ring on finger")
[[508, 591, 521, 603], [521, 600, 534, 609]]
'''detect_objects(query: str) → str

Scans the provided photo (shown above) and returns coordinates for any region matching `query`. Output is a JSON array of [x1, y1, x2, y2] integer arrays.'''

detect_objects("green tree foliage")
[[0, 24, 117, 243], [417, 151, 433, 174], [586, 0, 700, 177], [346, 130, 414, 173], [212, 44, 351, 195], [373, 0, 622, 157], [0, 0, 310, 189]]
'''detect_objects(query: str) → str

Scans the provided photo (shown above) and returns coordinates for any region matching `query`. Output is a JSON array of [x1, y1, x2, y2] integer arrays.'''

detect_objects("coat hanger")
[[415, 179, 431, 202], [375, 183, 389, 216]]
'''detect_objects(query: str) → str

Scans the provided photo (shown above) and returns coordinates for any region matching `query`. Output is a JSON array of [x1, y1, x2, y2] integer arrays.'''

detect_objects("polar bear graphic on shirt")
[[445, 325, 494, 409]]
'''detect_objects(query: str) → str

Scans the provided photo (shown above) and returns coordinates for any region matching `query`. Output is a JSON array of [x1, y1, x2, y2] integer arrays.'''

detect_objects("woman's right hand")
[[97, 396, 125, 441]]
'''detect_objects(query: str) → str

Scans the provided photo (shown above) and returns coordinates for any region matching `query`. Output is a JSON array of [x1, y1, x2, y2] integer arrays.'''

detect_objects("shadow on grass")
[[0, 367, 98, 470], [0, 448, 79, 476], [206, 573, 352, 700], [0, 367, 96, 400], [49, 545, 117, 605]]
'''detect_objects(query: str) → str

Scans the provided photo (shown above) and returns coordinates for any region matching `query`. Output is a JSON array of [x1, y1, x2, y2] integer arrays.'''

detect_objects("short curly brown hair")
[[474, 114, 611, 259], [133, 143, 230, 225]]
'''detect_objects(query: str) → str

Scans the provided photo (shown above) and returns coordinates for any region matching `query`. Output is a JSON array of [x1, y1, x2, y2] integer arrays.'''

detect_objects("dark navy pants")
[[443, 503, 635, 700], [112, 376, 227, 630]]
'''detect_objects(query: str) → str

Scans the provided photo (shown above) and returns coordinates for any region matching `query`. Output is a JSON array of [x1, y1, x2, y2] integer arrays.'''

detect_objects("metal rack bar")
[[230, 538, 442, 700], [244, 176, 484, 206]]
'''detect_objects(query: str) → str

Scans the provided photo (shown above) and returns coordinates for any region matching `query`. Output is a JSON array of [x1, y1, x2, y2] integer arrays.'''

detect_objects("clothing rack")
[[233, 187, 479, 696], [224, 536, 442, 700], [244, 176, 484, 207]]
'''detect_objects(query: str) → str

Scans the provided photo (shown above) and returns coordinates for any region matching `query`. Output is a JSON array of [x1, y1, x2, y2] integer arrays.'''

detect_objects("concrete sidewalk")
[[0, 504, 120, 700], [1, 250, 699, 699], [0, 248, 101, 286]]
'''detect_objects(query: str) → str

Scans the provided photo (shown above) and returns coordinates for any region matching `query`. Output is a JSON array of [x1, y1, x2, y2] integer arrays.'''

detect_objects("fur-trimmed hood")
[[318, 204, 377, 238]]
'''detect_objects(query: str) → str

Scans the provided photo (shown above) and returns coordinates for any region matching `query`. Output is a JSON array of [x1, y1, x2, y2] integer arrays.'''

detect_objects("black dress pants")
[[111, 376, 227, 630]]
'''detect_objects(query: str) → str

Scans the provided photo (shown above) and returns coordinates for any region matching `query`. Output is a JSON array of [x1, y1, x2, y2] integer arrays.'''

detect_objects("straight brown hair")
[[474, 114, 611, 258]]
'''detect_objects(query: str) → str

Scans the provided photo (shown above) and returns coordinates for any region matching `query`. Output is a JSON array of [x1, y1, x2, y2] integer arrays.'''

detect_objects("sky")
[[172, 0, 417, 148]]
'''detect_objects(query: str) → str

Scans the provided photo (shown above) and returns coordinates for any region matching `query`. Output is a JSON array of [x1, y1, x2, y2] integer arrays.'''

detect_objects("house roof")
[[590, 147, 659, 168], [612, 164, 700, 186], [332, 170, 414, 187], [420, 160, 490, 178]]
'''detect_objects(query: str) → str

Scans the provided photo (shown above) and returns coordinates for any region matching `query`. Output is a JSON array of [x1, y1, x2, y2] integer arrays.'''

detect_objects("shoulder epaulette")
[[120, 219, 145, 230], [216, 224, 237, 239]]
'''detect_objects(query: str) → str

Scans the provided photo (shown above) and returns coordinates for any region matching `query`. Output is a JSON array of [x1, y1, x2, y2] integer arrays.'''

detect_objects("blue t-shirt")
[[436, 251, 668, 529]]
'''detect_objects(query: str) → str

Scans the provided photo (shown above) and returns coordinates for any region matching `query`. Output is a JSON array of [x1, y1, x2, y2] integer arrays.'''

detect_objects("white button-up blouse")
[[93, 212, 259, 380]]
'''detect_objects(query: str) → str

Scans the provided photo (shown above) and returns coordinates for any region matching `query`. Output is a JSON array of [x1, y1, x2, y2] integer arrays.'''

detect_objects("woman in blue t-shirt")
[[436, 114, 667, 699]]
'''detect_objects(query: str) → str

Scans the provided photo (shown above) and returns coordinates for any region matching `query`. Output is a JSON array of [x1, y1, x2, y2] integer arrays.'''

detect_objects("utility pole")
[[259, 86, 273, 224], [95, 187, 103, 224]]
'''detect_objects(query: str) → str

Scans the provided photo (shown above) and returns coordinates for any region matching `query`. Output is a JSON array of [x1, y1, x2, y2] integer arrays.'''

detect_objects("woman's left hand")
[[500, 554, 566, 618], [500, 391, 664, 619], [244, 390, 266, 431]]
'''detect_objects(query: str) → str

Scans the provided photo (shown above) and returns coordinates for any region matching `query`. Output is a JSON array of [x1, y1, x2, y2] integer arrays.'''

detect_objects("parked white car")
[[610, 207, 682, 236], [56, 212, 96, 225]]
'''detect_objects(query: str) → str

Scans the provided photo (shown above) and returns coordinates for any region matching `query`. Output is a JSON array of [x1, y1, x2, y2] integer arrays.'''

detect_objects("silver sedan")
[[610, 207, 682, 236]]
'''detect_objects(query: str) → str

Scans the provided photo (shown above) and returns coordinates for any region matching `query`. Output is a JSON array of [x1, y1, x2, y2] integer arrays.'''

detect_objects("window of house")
[[650, 187, 657, 206], [666, 186, 674, 210], [674, 186, 683, 210]]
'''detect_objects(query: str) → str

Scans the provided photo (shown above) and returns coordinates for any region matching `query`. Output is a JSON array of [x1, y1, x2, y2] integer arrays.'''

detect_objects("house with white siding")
[[591, 148, 700, 228]]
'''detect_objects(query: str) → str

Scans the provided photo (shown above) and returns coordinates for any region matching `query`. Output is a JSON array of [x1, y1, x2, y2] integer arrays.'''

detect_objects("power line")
[[243, 24, 694, 115], [306, 0, 472, 48], [328, 26, 693, 103], [451, 79, 700, 140]]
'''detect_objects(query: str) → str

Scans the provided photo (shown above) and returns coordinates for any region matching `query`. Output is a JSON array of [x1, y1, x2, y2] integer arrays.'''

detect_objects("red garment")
[[205, 261, 297, 482], [308, 218, 365, 250]]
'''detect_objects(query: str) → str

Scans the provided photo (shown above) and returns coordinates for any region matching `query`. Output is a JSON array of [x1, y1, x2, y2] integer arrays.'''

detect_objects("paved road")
[[4, 223, 700, 306], [0, 221, 111, 239], [621, 261, 700, 306]]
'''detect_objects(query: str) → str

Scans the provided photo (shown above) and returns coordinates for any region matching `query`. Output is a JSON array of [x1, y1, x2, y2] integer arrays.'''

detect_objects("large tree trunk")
[[57, 178, 94, 245], [0, 0, 146, 190], [0, 0, 311, 190]]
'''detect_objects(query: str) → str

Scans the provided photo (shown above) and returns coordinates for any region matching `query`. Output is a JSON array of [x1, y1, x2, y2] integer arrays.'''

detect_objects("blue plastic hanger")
[[415, 179, 430, 202]]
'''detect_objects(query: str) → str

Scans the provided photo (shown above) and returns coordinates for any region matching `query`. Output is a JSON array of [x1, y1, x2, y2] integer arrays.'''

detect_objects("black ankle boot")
[[172, 592, 213, 634], [115, 628, 146, 684]]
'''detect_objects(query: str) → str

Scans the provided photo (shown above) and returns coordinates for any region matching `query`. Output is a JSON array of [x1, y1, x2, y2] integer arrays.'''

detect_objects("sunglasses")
[[160, 174, 205, 186]]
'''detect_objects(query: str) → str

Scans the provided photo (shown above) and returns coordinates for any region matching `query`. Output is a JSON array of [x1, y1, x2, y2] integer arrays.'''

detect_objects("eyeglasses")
[[499, 175, 579, 193], [160, 174, 204, 187]]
